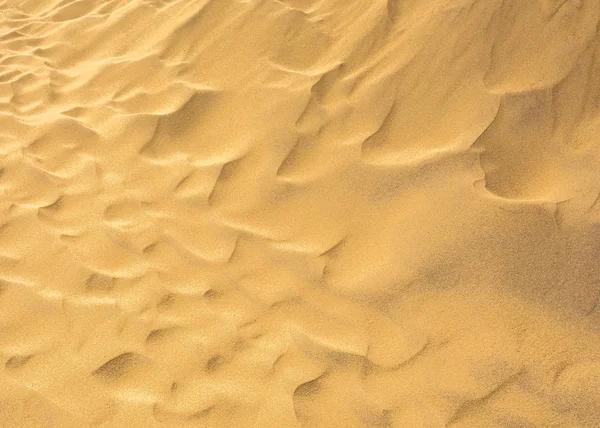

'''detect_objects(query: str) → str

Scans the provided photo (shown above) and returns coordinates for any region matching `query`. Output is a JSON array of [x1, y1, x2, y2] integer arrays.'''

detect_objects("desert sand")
[[0, 0, 600, 426]]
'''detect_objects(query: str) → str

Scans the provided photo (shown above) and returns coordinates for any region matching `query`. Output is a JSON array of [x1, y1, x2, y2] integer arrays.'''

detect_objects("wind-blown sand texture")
[[1, 0, 600, 426]]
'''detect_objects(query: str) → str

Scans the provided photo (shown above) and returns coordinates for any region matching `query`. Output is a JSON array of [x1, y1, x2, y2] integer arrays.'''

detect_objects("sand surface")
[[1, 0, 600, 426]]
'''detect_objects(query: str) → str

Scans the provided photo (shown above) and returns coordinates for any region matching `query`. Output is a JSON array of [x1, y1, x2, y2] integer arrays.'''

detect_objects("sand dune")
[[1, 0, 600, 426]]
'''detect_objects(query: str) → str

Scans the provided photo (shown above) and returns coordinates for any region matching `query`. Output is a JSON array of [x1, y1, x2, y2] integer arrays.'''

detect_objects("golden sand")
[[1, 0, 600, 426]]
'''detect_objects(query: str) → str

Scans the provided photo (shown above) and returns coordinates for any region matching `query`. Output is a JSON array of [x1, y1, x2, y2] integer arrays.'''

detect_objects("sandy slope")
[[0, 0, 600, 426]]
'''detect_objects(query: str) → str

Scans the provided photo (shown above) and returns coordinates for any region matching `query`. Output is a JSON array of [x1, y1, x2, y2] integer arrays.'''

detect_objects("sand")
[[0, 0, 600, 426]]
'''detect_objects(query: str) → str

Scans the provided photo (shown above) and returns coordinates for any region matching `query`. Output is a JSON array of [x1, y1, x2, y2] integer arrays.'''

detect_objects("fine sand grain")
[[1, 0, 600, 426]]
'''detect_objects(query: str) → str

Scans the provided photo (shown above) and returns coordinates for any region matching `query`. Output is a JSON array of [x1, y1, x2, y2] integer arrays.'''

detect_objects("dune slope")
[[1, 0, 600, 426]]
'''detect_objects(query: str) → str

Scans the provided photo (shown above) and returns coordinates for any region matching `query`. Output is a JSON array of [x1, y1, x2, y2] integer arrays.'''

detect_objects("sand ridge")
[[1, 0, 600, 426]]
